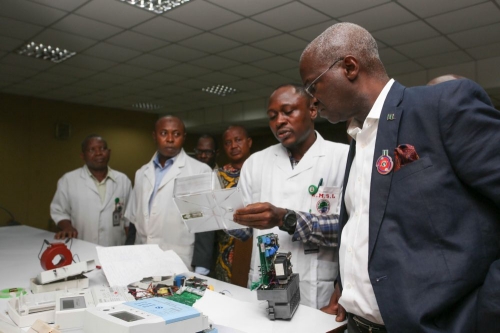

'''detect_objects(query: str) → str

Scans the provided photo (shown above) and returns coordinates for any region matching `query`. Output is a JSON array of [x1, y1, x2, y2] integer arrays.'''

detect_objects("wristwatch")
[[279, 209, 297, 235]]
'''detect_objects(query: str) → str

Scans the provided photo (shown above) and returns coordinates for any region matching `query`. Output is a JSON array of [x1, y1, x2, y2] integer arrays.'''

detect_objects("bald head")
[[301, 22, 387, 79], [427, 74, 465, 86]]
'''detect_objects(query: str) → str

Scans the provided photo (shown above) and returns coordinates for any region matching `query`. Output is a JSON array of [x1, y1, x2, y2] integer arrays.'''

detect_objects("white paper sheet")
[[194, 290, 346, 333], [96, 245, 189, 287], [173, 173, 246, 233]]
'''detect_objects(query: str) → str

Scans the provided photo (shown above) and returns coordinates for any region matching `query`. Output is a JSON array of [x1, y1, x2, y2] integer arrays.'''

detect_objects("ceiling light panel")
[[202, 85, 237, 97], [118, 0, 191, 14], [17, 42, 76, 63]]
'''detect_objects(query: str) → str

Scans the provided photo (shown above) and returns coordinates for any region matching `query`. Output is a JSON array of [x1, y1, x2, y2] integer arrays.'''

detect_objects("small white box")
[[30, 275, 89, 293]]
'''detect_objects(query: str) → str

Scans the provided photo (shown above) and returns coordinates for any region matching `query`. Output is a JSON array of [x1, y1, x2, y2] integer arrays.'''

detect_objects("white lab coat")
[[238, 132, 349, 309], [124, 149, 211, 269], [50, 166, 132, 246]]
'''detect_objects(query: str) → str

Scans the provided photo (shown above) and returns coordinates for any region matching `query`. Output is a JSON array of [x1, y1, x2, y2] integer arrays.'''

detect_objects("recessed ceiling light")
[[132, 102, 164, 110], [17, 42, 76, 63], [202, 85, 237, 97], [118, 0, 191, 14]]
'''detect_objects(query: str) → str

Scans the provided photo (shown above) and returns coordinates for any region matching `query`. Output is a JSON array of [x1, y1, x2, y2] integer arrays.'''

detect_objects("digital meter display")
[[110, 311, 144, 322], [60, 295, 86, 310]]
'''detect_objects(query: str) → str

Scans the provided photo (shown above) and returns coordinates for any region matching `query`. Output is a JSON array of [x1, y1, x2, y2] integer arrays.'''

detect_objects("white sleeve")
[[238, 157, 253, 206], [124, 171, 140, 225], [122, 177, 133, 227], [50, 176, 71, 224]]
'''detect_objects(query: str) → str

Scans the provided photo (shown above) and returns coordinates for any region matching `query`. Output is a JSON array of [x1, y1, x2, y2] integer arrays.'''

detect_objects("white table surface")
[[0, 225, 345, 333]]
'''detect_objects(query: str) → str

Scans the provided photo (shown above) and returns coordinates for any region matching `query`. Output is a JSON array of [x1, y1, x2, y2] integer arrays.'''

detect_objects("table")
[[0, 226, 346, 333]]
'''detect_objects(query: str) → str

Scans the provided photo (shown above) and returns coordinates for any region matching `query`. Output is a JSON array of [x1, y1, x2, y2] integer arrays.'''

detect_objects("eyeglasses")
[[305, 58, 344, 98], [194, 149, 215, 156]]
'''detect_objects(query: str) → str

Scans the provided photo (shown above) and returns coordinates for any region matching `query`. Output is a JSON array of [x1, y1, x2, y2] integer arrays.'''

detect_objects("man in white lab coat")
[[124, 116, 211, 269], [51, 135, 132, 246], [233, 84, 349, 309]]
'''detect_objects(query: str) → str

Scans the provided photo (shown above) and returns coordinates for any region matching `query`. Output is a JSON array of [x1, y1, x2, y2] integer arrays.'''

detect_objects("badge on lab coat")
[[310, 186, 340, 215]]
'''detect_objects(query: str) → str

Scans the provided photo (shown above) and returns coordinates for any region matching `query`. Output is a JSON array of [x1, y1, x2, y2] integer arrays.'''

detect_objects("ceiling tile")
[[29, 0, 88, 12], [0, 17, 44, 40], [340, 3, 417, 32], [32, 72, 79, 85], [142, 72, 186, 84], [278, 68, 301, 81], [45, 64, 97, 79], [107, 31, 167, 52], [250, 73, 292, 87], [448, 22, 500, 48], [106, 84, 144, 95], [88, 72, 133, 84], [207, 0, 291, 16], [0, 63, 40, 78], [157, 85, 192, 95], [164, 63, 213, 77], [106, 64, 154, 78], [53, 84, 100, 95], [252, 34, 308, 54], [283, 50, 302, 62], [213, 19, 281, 44], [132, 17, 202, 42], [52, 14, 123, 40], [372, 21, 439, 46], [179, 33, 241, 53], [121, 79, 165, 90], [467, 41, 500, 60], [76, 0, 155, 29], [218, 79, 263, 92], [394, 37, 459, 59], [151, 44, 207, 62], [427, 61, 476, 81], [251, 56, 297, 71], [0, 36, 24, 52], [70, 79, 115, 90], [426, 2, 500, 34], [83, 43, 142, 62], [219, 46, 273, 63], [64, 54, 117, 70], [164, 1, 242, 30], [221, 65, 270, 78], [252, 2, 330, 31], [290, 19, 339, 41], [198, 72, 240, 84], [127, 54, 178, 71], [177, 78, 213, 90], [3, 84, 49, 95], [416, 50, 473, 68], [385, 60, 424, 75], [378, 48, 409, 65], [397, 0, 487, 18], [190, 55, 240, 70], [35, 29, 97, 52], [2, 0, 67, 26], [301, 0, 391, 17], [1, 53, 56, 71]]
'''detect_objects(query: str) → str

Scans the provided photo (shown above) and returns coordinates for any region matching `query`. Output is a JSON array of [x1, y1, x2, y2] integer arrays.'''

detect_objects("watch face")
[[284, 211, 297, 228]]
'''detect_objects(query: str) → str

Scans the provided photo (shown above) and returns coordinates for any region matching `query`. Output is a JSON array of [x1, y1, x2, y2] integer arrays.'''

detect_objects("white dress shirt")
[[339, 79, 394, 324]]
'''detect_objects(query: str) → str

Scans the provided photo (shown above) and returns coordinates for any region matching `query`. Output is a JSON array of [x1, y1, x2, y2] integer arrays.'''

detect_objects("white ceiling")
[[2, 0, 500, 132]]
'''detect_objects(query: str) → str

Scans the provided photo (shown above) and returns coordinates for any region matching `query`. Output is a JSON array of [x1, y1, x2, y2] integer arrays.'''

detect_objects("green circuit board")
[[252, 233, 280, 290]]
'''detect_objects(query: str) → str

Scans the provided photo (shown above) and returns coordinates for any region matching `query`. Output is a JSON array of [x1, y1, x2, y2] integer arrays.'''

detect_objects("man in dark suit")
[[299, 22, 500, 333]]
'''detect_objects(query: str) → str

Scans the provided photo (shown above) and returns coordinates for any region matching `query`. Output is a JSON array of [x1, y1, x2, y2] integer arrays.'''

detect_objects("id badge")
[[112, 199, 123, 227], [310, 186, 341, 215]]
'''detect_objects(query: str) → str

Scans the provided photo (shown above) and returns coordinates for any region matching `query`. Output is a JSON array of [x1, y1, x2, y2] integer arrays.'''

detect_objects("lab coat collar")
[[80, 165, 117, 209], [275, 131, 326, 175], [144, 149, 186, 191]]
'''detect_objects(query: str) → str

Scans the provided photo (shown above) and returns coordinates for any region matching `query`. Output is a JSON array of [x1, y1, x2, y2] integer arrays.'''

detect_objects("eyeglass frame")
[[304, 57, 345, 98], [194, 148, 216, 156]]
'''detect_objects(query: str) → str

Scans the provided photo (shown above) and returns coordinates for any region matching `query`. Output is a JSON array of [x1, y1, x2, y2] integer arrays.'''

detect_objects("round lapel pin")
[[376, 149, 393, 175]]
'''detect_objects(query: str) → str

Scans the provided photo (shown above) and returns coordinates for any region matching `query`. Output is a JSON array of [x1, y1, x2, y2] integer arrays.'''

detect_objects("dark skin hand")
[[320, 282, 346, 321], [233, 202, 287, 229], [54, 220, 78, 239]]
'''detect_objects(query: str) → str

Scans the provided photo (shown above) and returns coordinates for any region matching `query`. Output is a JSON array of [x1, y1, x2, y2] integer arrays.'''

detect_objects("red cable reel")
[[39, 239, 73, 270]]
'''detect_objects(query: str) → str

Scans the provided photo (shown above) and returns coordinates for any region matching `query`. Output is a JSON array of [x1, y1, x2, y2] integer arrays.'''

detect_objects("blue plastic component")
[[174, 275, 186, 287], [262, 236, 271, 245], [265, 247, 277, 257]]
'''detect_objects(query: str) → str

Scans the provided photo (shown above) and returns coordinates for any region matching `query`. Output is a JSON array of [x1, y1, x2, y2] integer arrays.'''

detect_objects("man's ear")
[[309, 100, 318, 120], [247, 138, 253, 148], [343, 55, 359, 81]]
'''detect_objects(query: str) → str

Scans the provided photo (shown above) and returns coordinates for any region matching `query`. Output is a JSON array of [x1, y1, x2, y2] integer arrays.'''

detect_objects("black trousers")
[[347, 313, 387, 333]]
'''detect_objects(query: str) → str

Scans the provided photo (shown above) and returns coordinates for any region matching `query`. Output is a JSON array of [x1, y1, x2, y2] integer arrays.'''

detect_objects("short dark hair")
[[223, 125, 250, 140], [272, 83, 312, 104], [198, 134, 218, 151], [81, 134, 107, 152]]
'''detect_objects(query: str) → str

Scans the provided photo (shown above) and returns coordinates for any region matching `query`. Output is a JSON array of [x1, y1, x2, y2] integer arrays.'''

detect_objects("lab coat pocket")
[[310, 186, 341, 215]]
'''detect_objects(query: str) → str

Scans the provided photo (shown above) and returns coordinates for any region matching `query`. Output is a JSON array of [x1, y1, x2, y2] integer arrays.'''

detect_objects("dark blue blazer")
[[338, 80, 500, 333]]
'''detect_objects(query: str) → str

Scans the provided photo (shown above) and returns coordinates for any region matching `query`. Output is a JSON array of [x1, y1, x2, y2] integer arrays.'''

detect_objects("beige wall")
[[0, 94, 158, 229]]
